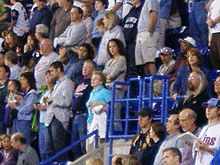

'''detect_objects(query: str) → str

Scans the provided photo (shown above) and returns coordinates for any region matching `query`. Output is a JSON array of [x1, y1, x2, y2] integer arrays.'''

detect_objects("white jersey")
[[11, 2, 29, 36], [208, 0, 220, 34], [194, 122, 220, 165]]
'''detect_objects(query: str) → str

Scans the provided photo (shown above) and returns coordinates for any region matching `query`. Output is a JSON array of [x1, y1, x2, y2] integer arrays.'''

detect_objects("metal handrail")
[[107, 75, 172, 165], [40, 129, 99, 165]]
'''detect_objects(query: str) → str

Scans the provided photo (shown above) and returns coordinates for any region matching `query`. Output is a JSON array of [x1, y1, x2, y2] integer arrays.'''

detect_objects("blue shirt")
[[16, 89, 38, 121], [158, 0, 171, 19], [86, 85, 111, 124], [29, 6, 52, 33]]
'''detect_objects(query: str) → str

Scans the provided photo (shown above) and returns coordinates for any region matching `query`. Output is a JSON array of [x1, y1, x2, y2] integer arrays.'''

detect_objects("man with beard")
[[173, 70, 209, 127]]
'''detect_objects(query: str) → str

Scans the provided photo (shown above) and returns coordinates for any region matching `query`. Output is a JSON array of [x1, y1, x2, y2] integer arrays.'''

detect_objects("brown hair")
[[163, 147, 182, 163], [122, 155, 141, 165], [151, 122, 166, 140], [187, 48, 203, 66], [96, 18, 105, 27]]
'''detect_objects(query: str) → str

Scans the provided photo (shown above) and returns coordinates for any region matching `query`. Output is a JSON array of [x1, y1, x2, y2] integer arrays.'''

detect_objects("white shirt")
[[194, 122, 220, 165], [34, 52, 60, 90], [208, 0, 220, 34], [11, 2, 29, 36]]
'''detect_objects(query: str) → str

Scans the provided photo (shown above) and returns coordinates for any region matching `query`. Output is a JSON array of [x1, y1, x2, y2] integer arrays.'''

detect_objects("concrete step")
[[69, 139, 132, 165]]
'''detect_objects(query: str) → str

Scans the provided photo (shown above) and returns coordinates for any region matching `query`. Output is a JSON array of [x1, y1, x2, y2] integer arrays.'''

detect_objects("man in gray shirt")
[[34, 39, 60, 90], [44, 61, 75, 161], [135, 0, 160, 75], [154, 114, 184, 165], [11, 132, 39, 165], [53, 6, 87, 48]]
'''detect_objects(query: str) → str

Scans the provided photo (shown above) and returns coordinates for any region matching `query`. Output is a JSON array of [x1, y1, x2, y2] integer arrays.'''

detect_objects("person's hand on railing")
[[172, 93, 178, 100]]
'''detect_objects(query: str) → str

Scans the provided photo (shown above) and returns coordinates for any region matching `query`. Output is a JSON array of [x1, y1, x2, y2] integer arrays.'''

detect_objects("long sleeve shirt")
[[103, 55, 127, 82], [154, 132, 185, 165], [95, 25, 126, 66], [9, 64, 21, 80], [55, 21, 87, 47], [29, 6, 52, 34], [17, 145, 39, 165], [49, 6, 71, 40], [16, 89, 38, 121], [45, 75, 74, 129]]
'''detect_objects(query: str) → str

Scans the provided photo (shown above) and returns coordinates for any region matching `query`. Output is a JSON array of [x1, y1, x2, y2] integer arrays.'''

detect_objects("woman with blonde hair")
[[86, 71, 111, 144], [95, 11, 125, 70], [174, 70, 209, 126], [0, 134, 18, 164], [172, 48, 211, 99]]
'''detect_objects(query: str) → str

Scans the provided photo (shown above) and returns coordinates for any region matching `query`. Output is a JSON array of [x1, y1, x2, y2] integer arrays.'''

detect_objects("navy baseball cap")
[[202, 98, 220, 108], [138, 107, 154, 117]]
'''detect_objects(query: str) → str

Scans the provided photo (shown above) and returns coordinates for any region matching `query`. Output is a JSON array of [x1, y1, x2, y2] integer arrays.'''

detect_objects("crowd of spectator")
[[0, 0, 220, 164]]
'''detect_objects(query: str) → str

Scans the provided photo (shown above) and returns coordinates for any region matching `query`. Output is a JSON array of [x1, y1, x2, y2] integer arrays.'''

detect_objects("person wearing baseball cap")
[[178, 36, 196, 47], [130, 107, 154, 163], [194, 98, 220, 165], [154, 47, 176, 96], [202, 98, 220, 108]]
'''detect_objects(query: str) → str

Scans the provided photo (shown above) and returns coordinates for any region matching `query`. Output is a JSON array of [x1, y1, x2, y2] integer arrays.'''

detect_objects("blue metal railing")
[[107, 75, 171, 165], [40, 129, 99, 165]]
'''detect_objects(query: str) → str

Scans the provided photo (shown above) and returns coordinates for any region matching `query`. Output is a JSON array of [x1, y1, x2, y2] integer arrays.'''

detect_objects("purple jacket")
[[0, 149, 18, 165]]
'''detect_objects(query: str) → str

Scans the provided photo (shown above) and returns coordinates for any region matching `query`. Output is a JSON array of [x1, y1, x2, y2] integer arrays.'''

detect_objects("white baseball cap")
[[178, 36, 196, 47]]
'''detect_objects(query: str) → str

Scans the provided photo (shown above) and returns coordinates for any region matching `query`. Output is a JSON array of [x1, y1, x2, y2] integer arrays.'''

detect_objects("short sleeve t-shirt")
[[137, 0, 160, 33]]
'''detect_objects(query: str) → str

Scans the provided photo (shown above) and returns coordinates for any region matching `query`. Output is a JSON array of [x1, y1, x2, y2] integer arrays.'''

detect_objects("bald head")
[[180, 108, 197, 121], [40, 39, 53, 56], [179, 108, 197, 132]]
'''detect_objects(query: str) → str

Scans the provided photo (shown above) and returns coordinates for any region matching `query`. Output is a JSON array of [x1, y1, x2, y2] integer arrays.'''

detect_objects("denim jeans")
[[39, 123, 48, 161], [189, 2, 208, 47], [71, 113, 87, 160], [0, 121, 6, 134], [45, 117, 68, 162], [13, 119, 32, 144]]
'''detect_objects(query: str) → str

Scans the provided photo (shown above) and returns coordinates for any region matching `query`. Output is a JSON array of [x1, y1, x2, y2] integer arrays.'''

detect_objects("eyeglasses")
[[188, 76, 198, 80], [5, 36, 11, 39], [214, 81, 220, 85]]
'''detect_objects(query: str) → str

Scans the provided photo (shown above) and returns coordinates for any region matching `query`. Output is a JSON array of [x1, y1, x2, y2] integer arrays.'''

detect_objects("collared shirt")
[[130, 130, 150, 156], [45, 75, 74, 129], [86, 85, 111, 124], [39, 89, 53, 123], [9, 64, 21, 80], [50, 6, 71, 40], [154, 132, 185, 165], [17, 145, 39, 165]]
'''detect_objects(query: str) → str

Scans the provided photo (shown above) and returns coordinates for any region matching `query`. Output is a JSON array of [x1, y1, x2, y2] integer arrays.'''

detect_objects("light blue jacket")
[[17, 89, 38, 121], [86, 85, 111, 124]]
